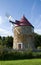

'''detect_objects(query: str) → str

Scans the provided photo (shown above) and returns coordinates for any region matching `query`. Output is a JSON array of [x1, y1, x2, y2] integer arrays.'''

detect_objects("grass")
[[0, 59, 41, 65]]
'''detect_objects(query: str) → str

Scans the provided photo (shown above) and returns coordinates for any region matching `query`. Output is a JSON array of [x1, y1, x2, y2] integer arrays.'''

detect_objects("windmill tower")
[[13, 16, 34, 50], [6, 14, 34, 50]]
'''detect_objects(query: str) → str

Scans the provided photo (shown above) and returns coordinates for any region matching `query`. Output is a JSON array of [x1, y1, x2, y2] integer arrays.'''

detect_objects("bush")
[[0, 49, 41, 60]]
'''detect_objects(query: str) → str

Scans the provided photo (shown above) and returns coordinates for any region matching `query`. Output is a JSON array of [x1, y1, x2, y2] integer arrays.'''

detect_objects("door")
[[18, 44, 21, 49]]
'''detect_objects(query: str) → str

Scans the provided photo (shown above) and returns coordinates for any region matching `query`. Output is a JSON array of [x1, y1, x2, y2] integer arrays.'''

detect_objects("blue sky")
[[0, 0, 41, 36]]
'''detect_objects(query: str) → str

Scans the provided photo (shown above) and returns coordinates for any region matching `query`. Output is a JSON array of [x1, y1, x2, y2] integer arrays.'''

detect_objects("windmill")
[[6, 14, 35, 50], [6, 13, 20, 34]]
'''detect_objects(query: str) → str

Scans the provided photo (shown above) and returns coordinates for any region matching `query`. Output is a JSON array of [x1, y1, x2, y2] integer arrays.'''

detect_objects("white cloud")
[[0, 16, 3, 24], [34, 29, 41, 35], [0, 28, 13, 36], [0, 16, 6, 25], [0, 15, 9, 25], [0, 15, 13, 36]]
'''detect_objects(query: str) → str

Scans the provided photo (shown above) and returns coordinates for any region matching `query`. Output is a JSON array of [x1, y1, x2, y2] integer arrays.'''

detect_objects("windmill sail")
[[6, 13, 15, 22], [9, 20, 16, 24], [6, 13, 21, 35]]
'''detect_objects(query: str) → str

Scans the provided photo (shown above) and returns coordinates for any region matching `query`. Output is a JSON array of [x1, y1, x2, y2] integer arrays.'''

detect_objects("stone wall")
[[13, 26, 34, 50]]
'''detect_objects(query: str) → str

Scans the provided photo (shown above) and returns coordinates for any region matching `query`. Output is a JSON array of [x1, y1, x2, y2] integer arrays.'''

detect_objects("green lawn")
[[0, 59, 41, 65]]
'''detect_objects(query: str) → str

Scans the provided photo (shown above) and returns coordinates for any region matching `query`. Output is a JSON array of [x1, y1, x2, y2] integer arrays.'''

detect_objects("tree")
[[2, 37, 6, 45], [5, 36, 13, 48], [0, 36, 2, 39], [34, 33, 41, 48], [0, 39, 2, 45]]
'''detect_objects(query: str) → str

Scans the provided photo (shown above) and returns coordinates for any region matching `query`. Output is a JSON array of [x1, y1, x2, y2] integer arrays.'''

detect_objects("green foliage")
[[34, 33, 41, 48], [5, 36, 13, 48], [2, 37, 6, 45], [37, 46, 41, 50], [0, 50, 41, 60], [0, 39, 2, 45], [0, 36, 13, 48]]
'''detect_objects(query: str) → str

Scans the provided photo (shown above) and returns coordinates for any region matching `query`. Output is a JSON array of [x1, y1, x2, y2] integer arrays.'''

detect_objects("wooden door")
[[18, 44, 21, 49]]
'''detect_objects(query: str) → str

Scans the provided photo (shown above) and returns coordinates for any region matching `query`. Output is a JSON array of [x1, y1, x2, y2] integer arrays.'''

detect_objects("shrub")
[[0, 49, 41, 60]]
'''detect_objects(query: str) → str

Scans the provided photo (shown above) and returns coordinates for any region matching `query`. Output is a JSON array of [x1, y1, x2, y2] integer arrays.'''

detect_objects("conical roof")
[[15, 16, 34, 27], [19, 16, 34, 27]]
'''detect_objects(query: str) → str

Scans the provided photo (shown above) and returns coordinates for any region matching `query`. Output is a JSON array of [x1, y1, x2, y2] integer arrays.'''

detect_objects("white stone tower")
[[13, 16, 34, 50]]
